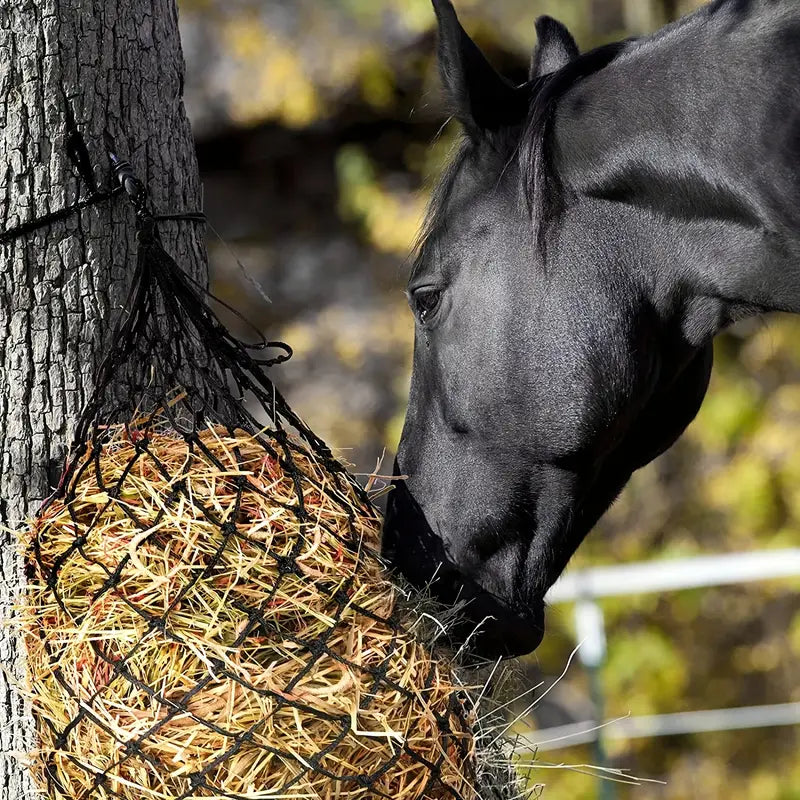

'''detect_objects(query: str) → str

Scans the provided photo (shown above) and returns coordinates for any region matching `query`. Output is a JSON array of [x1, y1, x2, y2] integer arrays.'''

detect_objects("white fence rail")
[[520, 549, 800, 755], [520, 702, 800, 752], [545, 548, 800, 603]]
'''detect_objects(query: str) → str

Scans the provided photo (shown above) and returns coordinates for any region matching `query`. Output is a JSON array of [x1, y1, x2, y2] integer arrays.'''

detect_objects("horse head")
[[383, 0, 800, 658]]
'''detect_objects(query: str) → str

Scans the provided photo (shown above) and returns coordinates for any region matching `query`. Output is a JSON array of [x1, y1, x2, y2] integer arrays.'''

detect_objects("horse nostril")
[[450, 520, 528, 584], [472, 529, 517, 562]]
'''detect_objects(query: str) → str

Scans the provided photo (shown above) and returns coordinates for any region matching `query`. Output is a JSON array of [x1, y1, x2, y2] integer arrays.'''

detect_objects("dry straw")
[[19, 421, 486, 800]]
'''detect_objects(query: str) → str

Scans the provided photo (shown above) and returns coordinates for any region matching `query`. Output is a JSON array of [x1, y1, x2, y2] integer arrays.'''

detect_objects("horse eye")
[[413, 288, 442, 323]]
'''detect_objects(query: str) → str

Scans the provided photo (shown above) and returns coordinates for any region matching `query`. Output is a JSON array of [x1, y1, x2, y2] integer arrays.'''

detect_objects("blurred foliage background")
[[176, 0, 800, 797]]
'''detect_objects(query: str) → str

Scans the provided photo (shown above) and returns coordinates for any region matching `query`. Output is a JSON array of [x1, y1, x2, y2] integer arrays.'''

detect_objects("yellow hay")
[[20, 423, 477, 800]]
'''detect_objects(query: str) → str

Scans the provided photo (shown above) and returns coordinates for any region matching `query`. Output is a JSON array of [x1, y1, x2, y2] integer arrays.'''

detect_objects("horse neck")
[[554, 0, 800, 320]]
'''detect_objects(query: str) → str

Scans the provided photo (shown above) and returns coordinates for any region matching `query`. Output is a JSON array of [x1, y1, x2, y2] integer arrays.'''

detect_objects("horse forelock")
[[409, 137, 472, 283]]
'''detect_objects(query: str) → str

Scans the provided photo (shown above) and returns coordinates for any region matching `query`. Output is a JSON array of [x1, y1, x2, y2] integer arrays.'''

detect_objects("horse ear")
[[530, 16, 579, 79], [432, 0, 528, 139]]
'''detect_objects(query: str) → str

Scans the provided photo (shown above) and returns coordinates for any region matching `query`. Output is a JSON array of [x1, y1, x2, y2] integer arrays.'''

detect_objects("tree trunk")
[[0, 1, 206, 796]]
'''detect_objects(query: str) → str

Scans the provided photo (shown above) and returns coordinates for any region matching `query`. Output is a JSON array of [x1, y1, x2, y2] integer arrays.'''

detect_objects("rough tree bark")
[[0, 1, 206, 796]]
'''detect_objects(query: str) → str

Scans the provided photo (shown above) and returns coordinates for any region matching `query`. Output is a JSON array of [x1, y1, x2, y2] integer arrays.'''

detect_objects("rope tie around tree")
[[8, 136, 526, 800], [0, 130, 206, 247]]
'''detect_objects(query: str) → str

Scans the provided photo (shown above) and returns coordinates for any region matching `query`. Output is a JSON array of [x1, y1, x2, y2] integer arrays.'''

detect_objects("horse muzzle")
[[382, 472, 545, 660]]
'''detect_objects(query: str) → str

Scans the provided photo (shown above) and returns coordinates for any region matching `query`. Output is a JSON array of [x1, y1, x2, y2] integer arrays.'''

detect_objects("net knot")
[[276, 555, 298, 576]]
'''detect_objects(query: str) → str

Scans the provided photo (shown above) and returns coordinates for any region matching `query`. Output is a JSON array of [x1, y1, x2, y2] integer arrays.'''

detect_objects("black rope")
[[154, 211, 208, 223], [1, 107, 113, 244], [0, 188, 120, 244], [64, 102, 100, 196], [0, 189, 207, 245], [0, 128, 206, 245]]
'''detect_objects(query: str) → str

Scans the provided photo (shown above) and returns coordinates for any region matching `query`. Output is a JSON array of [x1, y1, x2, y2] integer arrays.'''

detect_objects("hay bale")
[[20, 422, 486, 800]]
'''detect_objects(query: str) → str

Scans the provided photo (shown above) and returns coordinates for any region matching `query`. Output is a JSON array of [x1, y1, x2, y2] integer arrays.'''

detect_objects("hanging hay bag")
[[16, 152, 522, 800], [21, 423, 477, 800]]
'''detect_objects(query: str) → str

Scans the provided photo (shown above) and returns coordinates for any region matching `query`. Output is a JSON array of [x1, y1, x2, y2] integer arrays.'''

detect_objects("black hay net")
[[20, 148, 525, 800]]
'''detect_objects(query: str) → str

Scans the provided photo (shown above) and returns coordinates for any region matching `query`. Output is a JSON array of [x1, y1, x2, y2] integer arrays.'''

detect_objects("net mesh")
[[19, 164, 523, 799]]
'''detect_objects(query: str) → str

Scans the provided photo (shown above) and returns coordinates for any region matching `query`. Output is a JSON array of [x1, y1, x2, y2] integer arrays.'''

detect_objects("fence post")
[[575, 597, 613, 800]]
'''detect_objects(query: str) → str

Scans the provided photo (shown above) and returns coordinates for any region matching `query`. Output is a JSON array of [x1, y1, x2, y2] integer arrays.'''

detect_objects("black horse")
[[382, 0, 800, 659]]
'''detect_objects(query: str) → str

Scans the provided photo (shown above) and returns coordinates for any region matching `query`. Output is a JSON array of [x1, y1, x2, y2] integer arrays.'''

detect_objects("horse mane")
[[411, 38, 629, 278], [520, 39, 630, 254]]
